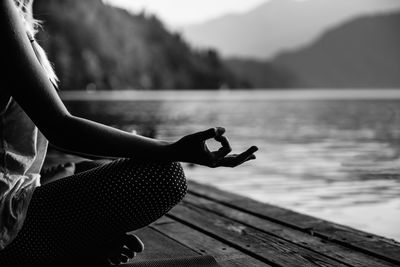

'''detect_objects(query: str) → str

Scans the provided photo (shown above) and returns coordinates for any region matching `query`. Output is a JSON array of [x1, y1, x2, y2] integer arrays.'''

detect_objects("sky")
[[105, 0, 272, 27]]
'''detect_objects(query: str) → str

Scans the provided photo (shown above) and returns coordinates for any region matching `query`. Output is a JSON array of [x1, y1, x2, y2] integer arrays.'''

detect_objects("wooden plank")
[[185, 194, 397, 267], [168, 203, 348, 267], [188, 181, 400, 265], [151, 217, 270, 267], [130, 227, 199, 263]]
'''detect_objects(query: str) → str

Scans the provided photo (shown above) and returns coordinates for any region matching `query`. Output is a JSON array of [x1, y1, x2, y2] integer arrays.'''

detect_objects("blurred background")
[[33, 0, 400, 241]]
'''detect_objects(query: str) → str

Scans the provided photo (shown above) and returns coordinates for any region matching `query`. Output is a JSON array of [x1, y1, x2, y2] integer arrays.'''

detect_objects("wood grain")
[[185, 193, 397, 267], [151, 217, 270, 267], [169, 203, 348, 267], [188, 181, 400, 265]]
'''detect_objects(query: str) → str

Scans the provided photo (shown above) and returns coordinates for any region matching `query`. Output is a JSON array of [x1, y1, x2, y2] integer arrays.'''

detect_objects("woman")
[[0, 0, 258, 265]]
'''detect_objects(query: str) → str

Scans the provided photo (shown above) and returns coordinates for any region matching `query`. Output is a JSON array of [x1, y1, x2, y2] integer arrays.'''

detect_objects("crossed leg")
[[0, 159, 187, 266]]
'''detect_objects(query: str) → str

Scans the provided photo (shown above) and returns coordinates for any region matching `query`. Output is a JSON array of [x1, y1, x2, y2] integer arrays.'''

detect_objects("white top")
[[0, 96, 48, 249]]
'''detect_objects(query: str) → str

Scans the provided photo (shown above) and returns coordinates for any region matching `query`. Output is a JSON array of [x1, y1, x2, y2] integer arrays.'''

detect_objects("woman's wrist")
[[162, 140, 181, 162]]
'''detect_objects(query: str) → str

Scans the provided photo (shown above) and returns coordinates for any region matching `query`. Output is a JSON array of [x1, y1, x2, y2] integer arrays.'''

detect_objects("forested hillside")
[[33, 0, 246, 90], [225, 59, 297, 88]]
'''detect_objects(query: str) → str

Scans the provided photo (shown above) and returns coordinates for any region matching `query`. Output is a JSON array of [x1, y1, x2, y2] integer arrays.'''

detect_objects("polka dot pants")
[[0, 159, 187, 266]]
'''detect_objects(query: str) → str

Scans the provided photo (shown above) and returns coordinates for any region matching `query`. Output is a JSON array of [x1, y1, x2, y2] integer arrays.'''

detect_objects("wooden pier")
[[43, 153, 400, 266], [133, 181, 400, 267]]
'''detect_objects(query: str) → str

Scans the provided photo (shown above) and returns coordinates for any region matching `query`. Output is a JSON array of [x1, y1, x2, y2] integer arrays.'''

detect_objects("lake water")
[[62, 89, 400, 241]]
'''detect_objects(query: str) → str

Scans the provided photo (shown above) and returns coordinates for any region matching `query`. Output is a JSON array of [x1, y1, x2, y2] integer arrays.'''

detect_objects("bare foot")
[[105, 233, 145, 266]]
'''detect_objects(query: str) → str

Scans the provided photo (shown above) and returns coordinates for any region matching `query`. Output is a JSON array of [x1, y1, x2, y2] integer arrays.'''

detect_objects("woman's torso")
[[0, 92, 48, 176], [0, 91, 48, 249]]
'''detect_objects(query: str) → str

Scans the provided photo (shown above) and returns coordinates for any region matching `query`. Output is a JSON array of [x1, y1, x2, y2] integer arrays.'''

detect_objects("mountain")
[[181, 0, 400, 60], [273, 11, 400, 88], [32, 0, 246, 90]]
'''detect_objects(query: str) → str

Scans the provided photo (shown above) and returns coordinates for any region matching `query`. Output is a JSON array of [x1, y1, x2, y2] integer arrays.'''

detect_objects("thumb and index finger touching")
[[197, 127, 259, 158], [197, 127, 226, 141]]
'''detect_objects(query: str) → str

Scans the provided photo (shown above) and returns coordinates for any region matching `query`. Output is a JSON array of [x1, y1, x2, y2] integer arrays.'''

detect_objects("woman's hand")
[[171, 127, 258, 168]]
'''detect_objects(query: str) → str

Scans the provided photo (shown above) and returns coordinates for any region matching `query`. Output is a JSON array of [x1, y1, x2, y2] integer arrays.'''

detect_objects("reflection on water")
[[64, 90, 400, 241]]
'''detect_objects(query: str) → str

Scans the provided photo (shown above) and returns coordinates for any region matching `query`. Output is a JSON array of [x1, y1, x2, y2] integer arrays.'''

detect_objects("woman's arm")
[[0, 0, 257, 166], [0, 0, 173, 160]]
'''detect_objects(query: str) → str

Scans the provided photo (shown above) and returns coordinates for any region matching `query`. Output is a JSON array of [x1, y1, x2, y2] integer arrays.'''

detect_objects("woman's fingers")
[[237, 146, 258, 162], [233, 146, 258, 166], [178, 127, 257, 168], [213, 135, 232, 158], [218, 154, 255, 167], [215, 127, 226, 137], [195, 127, 226, 141], [248, 154, 256, 161], [216, 146, 258, 167]]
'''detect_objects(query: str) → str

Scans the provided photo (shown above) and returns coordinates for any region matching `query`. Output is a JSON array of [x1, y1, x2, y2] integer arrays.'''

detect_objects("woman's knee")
[[158, 162, 187, 204], [116, 159, 187, 205]]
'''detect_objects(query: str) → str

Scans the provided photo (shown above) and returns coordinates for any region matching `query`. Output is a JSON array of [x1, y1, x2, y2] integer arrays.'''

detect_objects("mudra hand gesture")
[[172, 127, 258, 168]]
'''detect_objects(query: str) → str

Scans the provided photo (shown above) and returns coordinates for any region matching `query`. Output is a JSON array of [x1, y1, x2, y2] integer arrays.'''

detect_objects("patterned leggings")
[[0, 159, 187, 266]]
